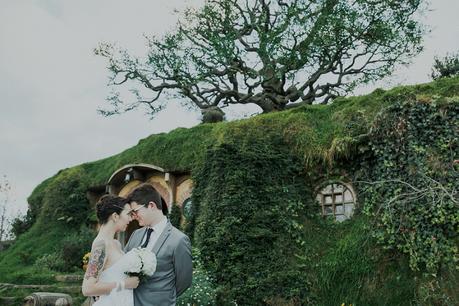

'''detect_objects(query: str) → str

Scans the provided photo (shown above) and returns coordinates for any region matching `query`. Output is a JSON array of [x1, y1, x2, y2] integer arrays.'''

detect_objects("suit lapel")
[[151, 221, 172, 255]]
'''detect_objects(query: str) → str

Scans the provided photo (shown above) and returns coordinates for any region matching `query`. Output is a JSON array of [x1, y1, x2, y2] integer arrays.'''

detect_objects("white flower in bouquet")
[[138, 248, 156, 276], [124, 248, 142, 274], [124, 247, 157, 278]]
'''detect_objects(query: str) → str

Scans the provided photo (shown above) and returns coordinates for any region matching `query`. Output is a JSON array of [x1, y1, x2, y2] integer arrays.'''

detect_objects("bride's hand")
[[125, 277, 140, 289]]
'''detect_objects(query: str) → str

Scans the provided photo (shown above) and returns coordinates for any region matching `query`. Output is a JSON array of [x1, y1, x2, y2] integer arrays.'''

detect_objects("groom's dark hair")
[[127, 183, 167, 215]]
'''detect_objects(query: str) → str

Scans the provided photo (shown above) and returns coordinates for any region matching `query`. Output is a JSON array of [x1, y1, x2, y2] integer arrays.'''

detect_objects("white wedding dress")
[[93, 253, 134, 306]]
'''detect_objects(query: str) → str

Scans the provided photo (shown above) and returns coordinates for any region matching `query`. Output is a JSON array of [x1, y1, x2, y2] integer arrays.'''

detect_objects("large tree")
[[96, 0, 426, 122]]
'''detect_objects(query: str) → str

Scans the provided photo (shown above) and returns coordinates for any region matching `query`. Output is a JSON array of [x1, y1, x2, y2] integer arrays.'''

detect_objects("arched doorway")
[[107, 164, 171, 247]]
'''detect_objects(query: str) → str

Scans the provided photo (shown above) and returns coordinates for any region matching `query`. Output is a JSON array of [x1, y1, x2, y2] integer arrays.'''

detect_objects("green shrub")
[[431, 52, 459, 80], [177, 249, 217, 305], [59, 226, 95, 271], [10, 213, 34, 238], [30, 226, 94, 272], [194, 134, 312, 304], [41, 167, 92, 227], [357, 100, 458, 273], [416, 277, 457, 306], [17, 250, 33, 265], [201, 106, 225, 123], [34, 252, 67, 272]]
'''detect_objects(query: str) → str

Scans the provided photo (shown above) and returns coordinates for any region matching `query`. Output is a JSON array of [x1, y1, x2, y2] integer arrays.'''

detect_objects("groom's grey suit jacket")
[[124, 221, 192, 306]]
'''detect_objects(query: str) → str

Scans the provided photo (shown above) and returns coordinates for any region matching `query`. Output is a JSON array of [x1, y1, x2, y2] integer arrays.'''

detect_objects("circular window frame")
[[315, 181, 357, 222]]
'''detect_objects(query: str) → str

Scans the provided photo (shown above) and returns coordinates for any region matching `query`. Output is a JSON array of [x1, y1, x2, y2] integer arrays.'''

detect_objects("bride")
[[82, 194, 139, 306]]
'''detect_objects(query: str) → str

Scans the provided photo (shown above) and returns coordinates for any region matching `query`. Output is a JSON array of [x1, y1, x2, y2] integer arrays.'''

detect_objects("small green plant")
[[177, 249, 217, 306], [34, 252, 66, 272], [416, 278, 454, 305], [17, 251, 33, 265]]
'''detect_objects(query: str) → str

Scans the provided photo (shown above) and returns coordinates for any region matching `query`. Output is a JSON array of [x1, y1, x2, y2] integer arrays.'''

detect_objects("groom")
[[124, 183, 192, 306]]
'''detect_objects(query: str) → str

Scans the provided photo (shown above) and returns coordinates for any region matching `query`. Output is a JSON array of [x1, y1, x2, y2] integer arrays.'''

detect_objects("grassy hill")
[[1, 76, 458, 305]]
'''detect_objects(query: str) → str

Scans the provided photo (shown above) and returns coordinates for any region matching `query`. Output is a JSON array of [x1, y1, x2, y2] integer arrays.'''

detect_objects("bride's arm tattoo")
[[84, 240, 106, 280]]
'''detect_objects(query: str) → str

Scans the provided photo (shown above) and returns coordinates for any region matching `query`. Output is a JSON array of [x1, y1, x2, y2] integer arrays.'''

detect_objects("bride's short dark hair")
[[96, 194, 128, 224]]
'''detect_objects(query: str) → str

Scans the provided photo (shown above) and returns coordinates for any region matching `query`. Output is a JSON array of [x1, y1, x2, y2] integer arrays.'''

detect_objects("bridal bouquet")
[[124, 247, 157, 279]]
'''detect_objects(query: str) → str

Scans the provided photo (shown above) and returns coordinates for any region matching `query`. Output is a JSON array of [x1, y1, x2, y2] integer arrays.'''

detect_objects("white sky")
[[1, 0, 459, 223]]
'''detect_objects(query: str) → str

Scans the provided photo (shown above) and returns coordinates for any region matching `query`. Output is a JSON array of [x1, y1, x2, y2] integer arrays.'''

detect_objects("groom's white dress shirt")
[[140, 216, 168, 250]]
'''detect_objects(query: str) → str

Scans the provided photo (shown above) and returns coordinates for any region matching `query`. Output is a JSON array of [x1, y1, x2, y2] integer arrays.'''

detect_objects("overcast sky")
[[1, 0, 459, 225]]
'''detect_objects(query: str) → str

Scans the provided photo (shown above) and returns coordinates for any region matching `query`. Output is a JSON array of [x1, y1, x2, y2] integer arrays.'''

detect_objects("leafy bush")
[[416, 276, 458, 306], [34, 252, 67, 272], [11, 213, 34, 238], [177, 249, 217, 306], [40, 167, 92, 227], [357, 100, 458, 273], [31, 226, 94, 272], [431, 52, 459, 80], [18, 250, 33, 265], [194, 134, 312, 304], [59, 226, 95, 271], [201, 107, 225, 123], [0, 240, 13, 251]]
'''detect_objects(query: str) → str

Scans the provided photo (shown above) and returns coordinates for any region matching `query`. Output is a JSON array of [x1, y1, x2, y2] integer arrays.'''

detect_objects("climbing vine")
[[357, 100, 458, 273]]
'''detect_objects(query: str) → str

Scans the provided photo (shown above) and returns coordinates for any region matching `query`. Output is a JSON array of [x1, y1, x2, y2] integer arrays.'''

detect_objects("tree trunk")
[[256, 98, 286, 113]]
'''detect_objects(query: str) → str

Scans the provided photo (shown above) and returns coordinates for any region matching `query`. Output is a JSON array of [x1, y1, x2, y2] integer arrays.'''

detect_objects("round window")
[[182, 198, 193, 220], [316, 182, 356, 222]]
